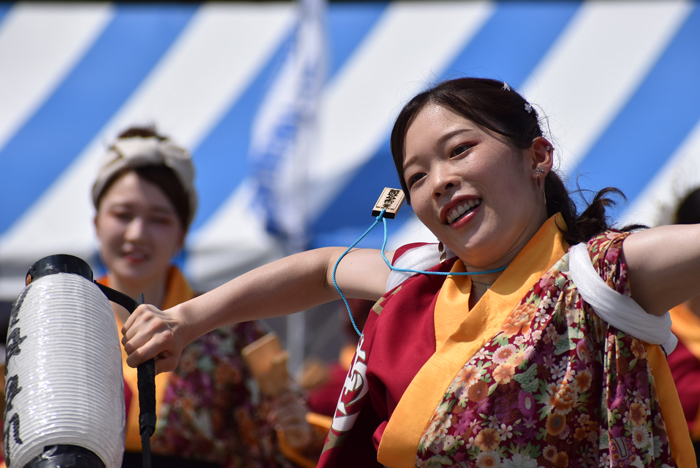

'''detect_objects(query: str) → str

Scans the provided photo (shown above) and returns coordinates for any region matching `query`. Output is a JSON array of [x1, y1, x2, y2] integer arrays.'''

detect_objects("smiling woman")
[[94, 162, 188, 307], [398, 103, 550, 299], [91, 127, 314, 468], [121, 79, 700, 468]]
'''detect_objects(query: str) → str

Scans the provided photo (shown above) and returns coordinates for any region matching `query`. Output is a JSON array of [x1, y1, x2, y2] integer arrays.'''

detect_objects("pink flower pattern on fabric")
[[150, 322, 293, 467], [416, 231, 676, 468]]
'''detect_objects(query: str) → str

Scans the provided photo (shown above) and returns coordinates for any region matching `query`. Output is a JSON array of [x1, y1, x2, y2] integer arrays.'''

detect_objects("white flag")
[[249, 0, 326, 253]]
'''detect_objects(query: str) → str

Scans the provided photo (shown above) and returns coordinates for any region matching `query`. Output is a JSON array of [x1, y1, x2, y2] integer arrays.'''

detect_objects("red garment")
[[318, 256, 455, 467], [123, 377, 133, 426], [668, 303, 700, 440], [668, 338, 700, 432], [307, 363, 348, 417]]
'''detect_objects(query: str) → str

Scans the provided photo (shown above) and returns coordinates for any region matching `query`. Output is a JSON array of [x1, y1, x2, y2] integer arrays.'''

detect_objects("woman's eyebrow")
[[108, 202, 175, 216], [404, 128, 479, 169], [436, 127, 478, 145], [417, 127, 479, 155], [150, 205, 177, 215]]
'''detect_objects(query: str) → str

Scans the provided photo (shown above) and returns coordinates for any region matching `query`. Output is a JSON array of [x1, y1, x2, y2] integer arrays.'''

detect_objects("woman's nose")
[[124, 217, 146, 241], [431, 164, 458, 199]]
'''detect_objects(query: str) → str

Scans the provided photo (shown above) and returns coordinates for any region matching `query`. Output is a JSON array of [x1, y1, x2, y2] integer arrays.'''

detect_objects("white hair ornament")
[[92, 136, 197, 224]]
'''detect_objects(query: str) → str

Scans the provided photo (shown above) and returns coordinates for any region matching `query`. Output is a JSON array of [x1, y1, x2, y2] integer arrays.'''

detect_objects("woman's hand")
[[121, 303, 187, 374], [268, 389, 313, 449]]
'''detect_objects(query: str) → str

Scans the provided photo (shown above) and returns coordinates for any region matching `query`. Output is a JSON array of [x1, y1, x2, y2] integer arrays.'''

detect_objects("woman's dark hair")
[[95, 126, 191, 230], [390, 77, 637, 245], [675, 187, 700, 225]]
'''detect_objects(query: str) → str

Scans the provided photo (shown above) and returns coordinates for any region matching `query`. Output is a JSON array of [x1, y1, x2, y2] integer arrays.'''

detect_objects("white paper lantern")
[[4, 259, 125, 468]]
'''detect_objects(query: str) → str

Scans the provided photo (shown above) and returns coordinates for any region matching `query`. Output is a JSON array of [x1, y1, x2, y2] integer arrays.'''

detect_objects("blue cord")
[[333, 210, 508, 336], [332, 210, 386, 336], [378, 216, 508, 276]]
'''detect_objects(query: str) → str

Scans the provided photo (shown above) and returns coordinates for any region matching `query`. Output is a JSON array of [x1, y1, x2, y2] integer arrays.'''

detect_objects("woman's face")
[[94, 171, 185, 287], [402, 103, 549, 270]]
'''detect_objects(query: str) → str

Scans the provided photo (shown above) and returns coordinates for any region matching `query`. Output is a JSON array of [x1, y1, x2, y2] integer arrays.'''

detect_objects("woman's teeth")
[[447, 199, 481, 224]]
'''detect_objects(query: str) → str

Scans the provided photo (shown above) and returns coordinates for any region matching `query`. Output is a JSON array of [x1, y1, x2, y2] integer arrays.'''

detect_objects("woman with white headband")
[[93, 126, 314, 468], [122, 79, 698, 467]]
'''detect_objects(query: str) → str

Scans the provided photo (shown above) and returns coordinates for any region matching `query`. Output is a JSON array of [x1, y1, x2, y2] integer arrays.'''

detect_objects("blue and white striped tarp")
[[2, 1, 700, 301]]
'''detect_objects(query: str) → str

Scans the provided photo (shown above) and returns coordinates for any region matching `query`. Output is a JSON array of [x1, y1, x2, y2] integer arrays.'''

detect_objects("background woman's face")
[[94, 171, 185, 286], [402, 104, 546, 269]]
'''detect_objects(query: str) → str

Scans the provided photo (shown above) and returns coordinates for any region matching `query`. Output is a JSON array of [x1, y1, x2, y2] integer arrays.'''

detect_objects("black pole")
[[95, 284, 156, 468]]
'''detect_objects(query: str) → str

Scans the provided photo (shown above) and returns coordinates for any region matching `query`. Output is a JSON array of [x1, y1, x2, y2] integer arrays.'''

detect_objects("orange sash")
[[670, 304, 700, 364], [670, 303, 700, 441], [100, 266, 195, 451], [378, 214, 568, 467], [645, 343, 697, 467]]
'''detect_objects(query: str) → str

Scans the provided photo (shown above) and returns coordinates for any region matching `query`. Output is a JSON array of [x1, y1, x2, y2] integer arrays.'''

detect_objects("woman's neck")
[[469, 274, 501, 309], [107, 271, 169, 310], [464, 212, 551, 308]]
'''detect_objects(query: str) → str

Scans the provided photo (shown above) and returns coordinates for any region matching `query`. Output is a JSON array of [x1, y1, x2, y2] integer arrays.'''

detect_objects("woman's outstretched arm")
[[122, 246, 392, 373], [623, 224, 700, 316]]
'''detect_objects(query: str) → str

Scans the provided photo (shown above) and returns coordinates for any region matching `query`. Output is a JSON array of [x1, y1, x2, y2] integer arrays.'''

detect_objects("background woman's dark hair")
[[390, 77, 638, 245], [675, 187, 700, 225], [95, 126, 191, 230]]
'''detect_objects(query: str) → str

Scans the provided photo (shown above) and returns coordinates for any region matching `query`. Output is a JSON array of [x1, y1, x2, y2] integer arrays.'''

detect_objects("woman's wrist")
[[170, 300, 201, 349]]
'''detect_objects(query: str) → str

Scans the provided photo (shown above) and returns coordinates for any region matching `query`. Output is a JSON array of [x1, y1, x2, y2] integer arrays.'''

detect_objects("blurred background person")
[[92, 126, 314, 468], [668, 186, 700, 464]]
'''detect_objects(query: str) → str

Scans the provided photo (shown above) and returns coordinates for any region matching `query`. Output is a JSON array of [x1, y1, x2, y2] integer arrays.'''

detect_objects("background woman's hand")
[[268, 389, 313, 449], [121, 303, 186, 374]]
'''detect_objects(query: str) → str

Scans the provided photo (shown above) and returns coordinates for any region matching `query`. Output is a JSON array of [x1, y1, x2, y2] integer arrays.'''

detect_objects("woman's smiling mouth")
[[123, 249, 149, 264], [446, 198, 482, 224]]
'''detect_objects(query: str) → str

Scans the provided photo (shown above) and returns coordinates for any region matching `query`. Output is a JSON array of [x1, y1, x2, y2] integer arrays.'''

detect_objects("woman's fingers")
[[123, 333, 179, 373], [122, 304, 161, 341], [269, 390, 312, 448], [122, 306, 169, 350], [121, 304, 183, 373]]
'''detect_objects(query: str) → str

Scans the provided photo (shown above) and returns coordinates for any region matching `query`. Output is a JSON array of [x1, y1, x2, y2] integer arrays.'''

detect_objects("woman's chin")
[[451, 234, 505, 266], [112, 261, 156, 284]]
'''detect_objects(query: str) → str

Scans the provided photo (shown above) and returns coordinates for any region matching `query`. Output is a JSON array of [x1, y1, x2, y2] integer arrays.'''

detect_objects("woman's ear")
[[529, 137, 554, 175]]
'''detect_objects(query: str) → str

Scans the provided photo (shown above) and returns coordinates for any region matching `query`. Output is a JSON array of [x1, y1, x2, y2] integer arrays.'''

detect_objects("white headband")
[[92, 136, 197, 225]]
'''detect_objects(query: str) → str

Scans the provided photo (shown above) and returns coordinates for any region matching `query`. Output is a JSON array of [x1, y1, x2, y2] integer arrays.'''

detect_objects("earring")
[[536, 172, 547, 205], [541, 178, 547, 205], [438, 242, 446, 264], [535, 168, 545, 189]]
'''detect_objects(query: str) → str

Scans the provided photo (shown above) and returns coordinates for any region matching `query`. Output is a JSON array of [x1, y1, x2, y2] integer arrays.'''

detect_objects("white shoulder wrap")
[[385, 244, 455, 292], [568, 243, 677, 353]]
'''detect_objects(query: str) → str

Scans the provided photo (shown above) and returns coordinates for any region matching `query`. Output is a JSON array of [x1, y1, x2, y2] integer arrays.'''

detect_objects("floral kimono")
[[318, 214, 694, 468], [103, 267, 291, 468]]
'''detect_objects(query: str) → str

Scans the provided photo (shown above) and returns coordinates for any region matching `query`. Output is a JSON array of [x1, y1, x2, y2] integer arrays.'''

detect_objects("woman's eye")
[[150, 215, 174, 226], [451, 144, 472, 157], [407, 173, 425, 189], [112, 211, 133, 222]]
